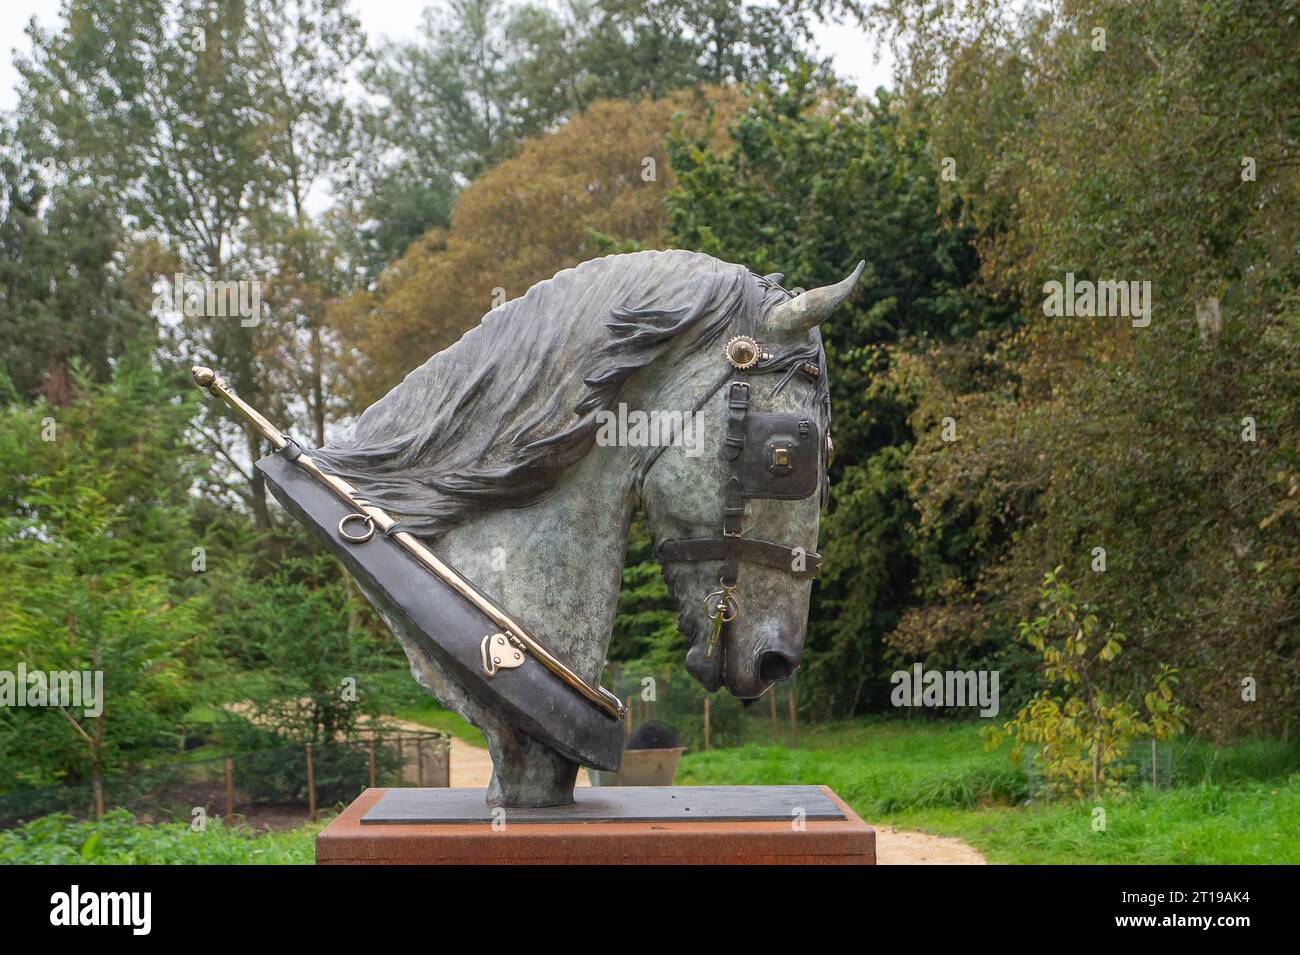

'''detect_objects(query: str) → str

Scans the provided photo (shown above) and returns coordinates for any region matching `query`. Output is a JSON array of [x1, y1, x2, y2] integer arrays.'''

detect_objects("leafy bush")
[[985, 570, 1186, 797], [0, 810, 315, 865], [219, 719, 403, 807], [0, 357, 205, 797]]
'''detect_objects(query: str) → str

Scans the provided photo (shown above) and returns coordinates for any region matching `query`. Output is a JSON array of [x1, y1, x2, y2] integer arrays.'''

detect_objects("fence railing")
[[604, 666, 802, 751], [0, 730, 449, 827]]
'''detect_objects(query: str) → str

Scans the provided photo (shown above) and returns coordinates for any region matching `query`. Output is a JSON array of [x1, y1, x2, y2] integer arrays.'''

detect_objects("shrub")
[[985, 569, 1187, 797]]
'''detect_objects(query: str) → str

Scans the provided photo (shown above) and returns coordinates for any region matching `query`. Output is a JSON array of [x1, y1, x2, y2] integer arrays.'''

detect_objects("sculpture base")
[[317, 786, 875, 864]]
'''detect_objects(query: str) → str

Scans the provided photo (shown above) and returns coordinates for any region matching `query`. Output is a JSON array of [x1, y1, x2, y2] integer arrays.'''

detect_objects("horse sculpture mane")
[[314, 249, 809, 538]]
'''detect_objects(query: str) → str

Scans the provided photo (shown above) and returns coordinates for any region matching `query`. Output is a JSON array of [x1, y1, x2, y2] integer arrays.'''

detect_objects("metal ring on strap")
[[337, 512, 376, 543], [704, 580, 740, 622]]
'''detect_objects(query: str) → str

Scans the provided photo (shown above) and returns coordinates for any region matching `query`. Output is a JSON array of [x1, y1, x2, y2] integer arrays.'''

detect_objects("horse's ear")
[[766, 261, 865, 333]]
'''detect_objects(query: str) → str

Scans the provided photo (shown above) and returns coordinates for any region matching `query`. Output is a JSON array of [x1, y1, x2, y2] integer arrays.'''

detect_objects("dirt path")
[[445, 736, 593, 788], [873, 826, 986, 865], [372, 718, 591, 788]]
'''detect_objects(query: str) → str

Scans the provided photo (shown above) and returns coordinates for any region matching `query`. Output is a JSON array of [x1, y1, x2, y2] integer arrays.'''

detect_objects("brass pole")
[[192, 366, 623, 721]]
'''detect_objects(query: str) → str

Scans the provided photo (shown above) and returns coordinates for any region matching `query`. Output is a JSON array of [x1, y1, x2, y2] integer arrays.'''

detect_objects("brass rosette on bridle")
[[724, 335, 762, 370]]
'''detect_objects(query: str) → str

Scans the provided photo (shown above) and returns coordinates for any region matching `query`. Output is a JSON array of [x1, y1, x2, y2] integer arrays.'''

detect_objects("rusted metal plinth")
[[317, 786, 875, 865]]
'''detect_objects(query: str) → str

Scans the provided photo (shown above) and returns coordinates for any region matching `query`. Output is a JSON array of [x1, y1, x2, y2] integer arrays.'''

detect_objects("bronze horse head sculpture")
[[275, 250, 861, 806]]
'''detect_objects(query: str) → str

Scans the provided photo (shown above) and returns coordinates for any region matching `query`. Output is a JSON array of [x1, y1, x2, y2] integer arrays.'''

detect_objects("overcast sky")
[[0, 0, 893, 113]]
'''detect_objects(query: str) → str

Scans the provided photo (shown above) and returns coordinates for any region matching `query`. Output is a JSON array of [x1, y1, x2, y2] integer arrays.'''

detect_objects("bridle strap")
[[656, 536, 821, 580], [722, 381, 749, 543], [724, 381, 749, 462]]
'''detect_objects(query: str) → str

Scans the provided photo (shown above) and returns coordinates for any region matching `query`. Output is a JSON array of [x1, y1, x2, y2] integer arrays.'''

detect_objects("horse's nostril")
[[758, 650, 797, 683]]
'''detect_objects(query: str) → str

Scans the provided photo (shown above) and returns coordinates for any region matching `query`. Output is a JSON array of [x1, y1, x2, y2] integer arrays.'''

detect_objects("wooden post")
[[224, 756, 234, 819], [787, 689, 798, 746], [625, 696, 633, 738], [703, 697, 711, 751], [417, 738, 425, 787], [368, 739, 377, 789], [306, 743, 317, 819], [770, 690, 780, 742]]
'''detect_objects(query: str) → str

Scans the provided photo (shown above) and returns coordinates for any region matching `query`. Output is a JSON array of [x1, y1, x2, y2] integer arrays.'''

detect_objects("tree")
[[665, 71, 1011, 714], [344, 0, 822, 275], [16, 0, 365, 530], [0, 122, 152, 403], [0, 358, 205, 813], [868, 0, 1300, 737], [608, 515, 681, 667], [985, 569, 1187, 798], [207, 555, 391, 745], [335, 86, 746, 408]]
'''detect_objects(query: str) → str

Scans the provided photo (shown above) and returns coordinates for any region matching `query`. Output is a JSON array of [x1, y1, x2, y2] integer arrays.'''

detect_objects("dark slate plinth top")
[[361, 785, 844, 825]]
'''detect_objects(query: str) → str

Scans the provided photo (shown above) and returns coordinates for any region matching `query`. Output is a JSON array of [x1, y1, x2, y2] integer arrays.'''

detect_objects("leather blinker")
[[740, 413, 821, 501]]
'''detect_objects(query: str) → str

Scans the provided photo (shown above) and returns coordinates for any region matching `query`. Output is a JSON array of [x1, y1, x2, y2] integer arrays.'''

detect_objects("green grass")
[[886, 778, 1300, 864], [678, 718, 1029, 814], [361, 669, 484, 743], [0, 810, 323, 864], [7, 713, 1294, 864], [677, 718, 1300, 864], [388, 702, 482, 743]]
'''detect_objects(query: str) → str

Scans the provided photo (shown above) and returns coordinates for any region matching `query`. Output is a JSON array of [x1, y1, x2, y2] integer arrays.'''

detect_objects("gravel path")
[[874, 826, 986, 865]]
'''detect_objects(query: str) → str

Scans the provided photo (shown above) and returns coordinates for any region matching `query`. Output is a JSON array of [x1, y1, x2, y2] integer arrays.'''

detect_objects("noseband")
[[640, 289, 829, 660]]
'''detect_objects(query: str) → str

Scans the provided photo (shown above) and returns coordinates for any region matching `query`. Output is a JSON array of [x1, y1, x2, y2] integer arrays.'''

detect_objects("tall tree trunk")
[[91, 717, 105, 820], [310, 320, 326, 448], [247, 423, 271, 532]]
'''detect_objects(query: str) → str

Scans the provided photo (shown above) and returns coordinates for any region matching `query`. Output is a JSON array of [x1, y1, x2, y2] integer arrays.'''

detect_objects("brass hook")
[[704, 579, 740, 622], [703, 579, 739, 660]]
